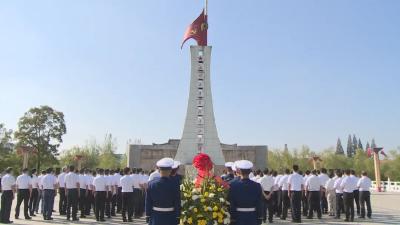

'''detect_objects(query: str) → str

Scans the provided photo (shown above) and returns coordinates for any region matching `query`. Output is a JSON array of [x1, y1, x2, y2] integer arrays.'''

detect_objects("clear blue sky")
[[1, 0, 399, 153]]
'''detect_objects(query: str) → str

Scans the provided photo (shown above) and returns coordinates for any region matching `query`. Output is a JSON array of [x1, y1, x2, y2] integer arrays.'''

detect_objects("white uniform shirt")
[[79, 174, 87, 189], [351, 175, 360, 191], [1, 174, 16, 191], [58, 172, 66, 188], [38, 175, 44, 190], [120, 175, 135, 192], [288, 172, 304, 191], [305, 175, 322, 191], [148, 170, 161, 182], [16, 173, 32, 189], [42, 174, 57, 190], [278, 175, 289, 191], [325, 177, 336, 192], [114, 173, 122, 187], [139, 174, 147, 186], [258, 175, 275, 192], [85, 174, 94, 190], [105, 176, 113, 191], [93, 175, 107, 192], [273, 175, 283, 191], [131, 174, 141, 189], [318, 173, 330, 189], [65, 172, 80, 189], [357, 176, 372, 191], [340, 176, 358, 193], [333, 177, 343, 194], [31, 175, 39, 189]]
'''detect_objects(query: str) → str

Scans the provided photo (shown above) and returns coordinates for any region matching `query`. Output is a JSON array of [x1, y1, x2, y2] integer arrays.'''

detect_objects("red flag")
[[181, 10, 208, 48], [381, 151, 387, 157]]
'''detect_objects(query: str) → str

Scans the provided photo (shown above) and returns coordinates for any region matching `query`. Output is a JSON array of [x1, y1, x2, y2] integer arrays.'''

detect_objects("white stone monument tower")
[[175, 45, 225, 165]]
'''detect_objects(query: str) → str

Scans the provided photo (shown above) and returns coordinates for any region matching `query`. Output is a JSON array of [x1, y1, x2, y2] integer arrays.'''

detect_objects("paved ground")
[[2, 192, 400, 224]]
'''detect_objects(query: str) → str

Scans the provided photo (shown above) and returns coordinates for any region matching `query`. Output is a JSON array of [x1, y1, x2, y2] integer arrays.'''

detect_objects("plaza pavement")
[[3, 192, 400, 225]]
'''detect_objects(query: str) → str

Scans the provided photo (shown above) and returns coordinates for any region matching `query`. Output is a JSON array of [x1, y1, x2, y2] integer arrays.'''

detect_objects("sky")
[[1, 0, 400, 154]]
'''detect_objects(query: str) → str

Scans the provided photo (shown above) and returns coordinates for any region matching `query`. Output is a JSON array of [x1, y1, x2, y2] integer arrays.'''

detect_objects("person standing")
[[318, 168, 330, 214], [120, 167, 135, 222], [222, 162, 235, 182], [325, 172, 337, 217], [357, 171, 372, 219], [93, 168, 108, 222], [305, 170, 322, 219], [301, 170, 310, 217], [64, 165, 80, 221], [112, 169, 121, 216], [350, 170, 360, 216], [288, 165, 304, 223], [15, 168, 32, 220], [104, 169, 113, 218], [28, 169, 39, 217], [278, 169, 290, 220], [333, 170, 344, 219], [41, 168, 57, 220], [36, 170, 46, 215], [78, 169, 88, 218], [148, 167, 161, 182], [145, 158, 181, 225], [131, 168, 142, 218], [57, 167, 67, 215], [258, 168, 274, 224], [84, 169, 94, 216], [0, 167, 16, 224], [340, 169, 357, 222], [273, 171, 283, 218]]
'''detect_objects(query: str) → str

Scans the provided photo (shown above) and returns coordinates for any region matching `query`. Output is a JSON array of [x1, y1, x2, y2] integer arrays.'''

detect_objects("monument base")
[[178, 164, 225, 180]]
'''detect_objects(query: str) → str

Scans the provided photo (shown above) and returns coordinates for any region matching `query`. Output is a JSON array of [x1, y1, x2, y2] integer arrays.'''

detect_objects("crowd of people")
[[0, 158, 373, 225], [222, 163, 373, 224]]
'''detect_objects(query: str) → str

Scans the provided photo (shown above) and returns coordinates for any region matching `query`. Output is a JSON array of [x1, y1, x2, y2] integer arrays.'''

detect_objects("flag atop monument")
[[181, 10, 208, 48]]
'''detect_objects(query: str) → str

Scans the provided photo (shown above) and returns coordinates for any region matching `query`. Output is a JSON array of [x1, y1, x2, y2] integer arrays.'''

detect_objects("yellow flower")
[[200, 198, 206, 203], [217, 188, 223, 192], [217, 212, 223, 218], [193, 208, 198, 213], [218, 218, 223, 223], [187, 217, 193, 224], [212, 212, 218, 218], [213, 206, 218, 212], [204, 192, 209, 197]]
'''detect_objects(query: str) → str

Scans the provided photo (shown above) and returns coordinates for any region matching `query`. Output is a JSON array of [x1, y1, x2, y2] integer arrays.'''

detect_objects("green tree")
[[98, 134, 119, 169], [371, 138, 377, 148], [358, 138, 363, 150], [336, 138, 344, 155], [346, 135, 353, 157], [59, 140, 100, 169], [365, 142, 370, 151], [14, 105, 67, 170]]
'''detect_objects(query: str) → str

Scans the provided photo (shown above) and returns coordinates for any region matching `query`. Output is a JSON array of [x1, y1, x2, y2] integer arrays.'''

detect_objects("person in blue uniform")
[[145, 158, 180, 225], [228, 160, 263, 225], [170, 161, 183, 186], [221, 162, 235, 182]]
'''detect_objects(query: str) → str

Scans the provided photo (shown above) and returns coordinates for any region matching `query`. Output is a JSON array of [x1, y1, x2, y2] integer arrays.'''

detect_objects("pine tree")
[[336, 138, 345, 155], [371, 138, 377, 148], [352, 134, 358, 155], [347, 134, 354, 157], [365, 142, 370, 151], [358, 138, 363, 150]]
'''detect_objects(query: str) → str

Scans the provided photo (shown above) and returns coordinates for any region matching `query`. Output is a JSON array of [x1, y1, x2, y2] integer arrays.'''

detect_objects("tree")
[[14, 105, 66, 170], [336, 138, 345, 155], [371, 138, 377, 148], [346, 135, 353, 157], [98, 134, 119, 169], [358, 138, 363, 150], [365, 142, 370, 151], [352, 134, 358, 155], [0, 123, 13, 156], [59, 139, 100, 169]]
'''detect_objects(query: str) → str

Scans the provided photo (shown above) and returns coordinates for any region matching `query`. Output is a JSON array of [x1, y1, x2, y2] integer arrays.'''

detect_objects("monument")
[[127, 2, 268, 170]]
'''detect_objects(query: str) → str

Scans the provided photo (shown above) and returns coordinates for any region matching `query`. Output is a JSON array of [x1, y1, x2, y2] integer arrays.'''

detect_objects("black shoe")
[[72, 218, 79, 221], [80, 215, 86, 218], [123, 218, 127, 222], [3, 221, 14, 224], [268, 219, 273, 223], [47, 217, 54, 220], [280, 217, 286, 220], [307, 216, 313, 219], [367, 216, 372, 219], [100, 218, 106, 222], [344, 219, 349, 222], [128, 218, 133, 222], [25, 217, 32, 220], [358, 216, 365, 219]]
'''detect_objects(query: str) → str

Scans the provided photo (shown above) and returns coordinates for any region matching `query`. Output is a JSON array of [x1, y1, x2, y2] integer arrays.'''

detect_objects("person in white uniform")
[[333, 170, 344, 219], [15, 168, 32, 220], [93, 168, 108, 222], [357, 171, 372, 219], [325, 171, 337, 217], [258, 168, 275, 223], [28, 169, 39, 217], [305, 170, 322, 219], [64, 165, 80, 221], [340, 169, 357, 222], [0, 167, 16, 224], [287, 165, 304, 223], [41, 168, 58, 220], [120, 167, 134, 222]]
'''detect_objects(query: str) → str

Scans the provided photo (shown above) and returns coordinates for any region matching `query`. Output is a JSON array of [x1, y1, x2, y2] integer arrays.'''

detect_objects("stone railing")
[[371, 181, 400, 192]]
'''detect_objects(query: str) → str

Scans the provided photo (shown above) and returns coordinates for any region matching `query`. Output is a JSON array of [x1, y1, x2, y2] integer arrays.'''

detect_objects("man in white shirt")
[[42, 168, 58, 220], [325, 172, 337, 216], [318, 168, 330, 214], [1, 167, 16, 224], [350, 170, 360, 216], [287, 165, 304, 223], [104, 169, 113, 218], [258, 168, 275, 223], [302, 170, 311, 217], [78, 169, 88, 218], [131, 168, 142, 218], [64, 165, 80, 221], [357, 171, 372, 219], [93, 168, 108, 222], [15, 168, 32, 220], [120, 167, 134, 222], [333, 170, 344, 219], [272, 171, 282, 218], [112, 169, 122, 215], [37, 170, 46, 215], [148, 168, 161, 182], [340, 169, 357, 222], [84, 169, 95, 216], [28, 169, 39, 217], [305, 170, 322, 219], [277, 169, 290, 220], [57, 167, 67, 215]]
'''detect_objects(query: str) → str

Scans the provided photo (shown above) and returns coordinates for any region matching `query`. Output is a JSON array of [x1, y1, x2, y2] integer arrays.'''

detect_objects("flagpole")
[[205, 0, 208, 17]]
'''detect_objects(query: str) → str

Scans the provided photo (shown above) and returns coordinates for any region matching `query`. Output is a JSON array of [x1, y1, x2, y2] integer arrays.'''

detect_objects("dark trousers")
[[353, 190, 360, 215], [307, 191, 322, 219], [116, 187, 122, 213], [262, 191, 274, 222], [66, 188, 78, 219], [0, 190, 13, 223], [335, 193, 344, 218], [274, 190, 281, 217], [43, 189, 55, 219], [95, 191, 106, 220], [343, 192, 354, 221], [290, 191, 302, 222], [133, 188, 141, 217], [359, 191, 372, 218], [321, 191, 328, 213], [36, 189, 42, 213], [302, 191, 308, 216], [59, 187, 67, 214], [79, 189, 86, 216], [111, 192, 117, 215], [15, 189, 30, 219], [28, 188, 39, 216], [122, 192, 134, 220], [85, 190, 94, 215], [105, 191, 112, 217], [281, 190, 290, 220]]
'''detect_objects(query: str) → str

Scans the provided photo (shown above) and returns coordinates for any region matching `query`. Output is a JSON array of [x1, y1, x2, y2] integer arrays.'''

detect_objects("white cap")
[[224, 162, 234, 168], [156, 158, 174, 168], [235, 160, 253, 170], [172, 160, 181, 169]]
